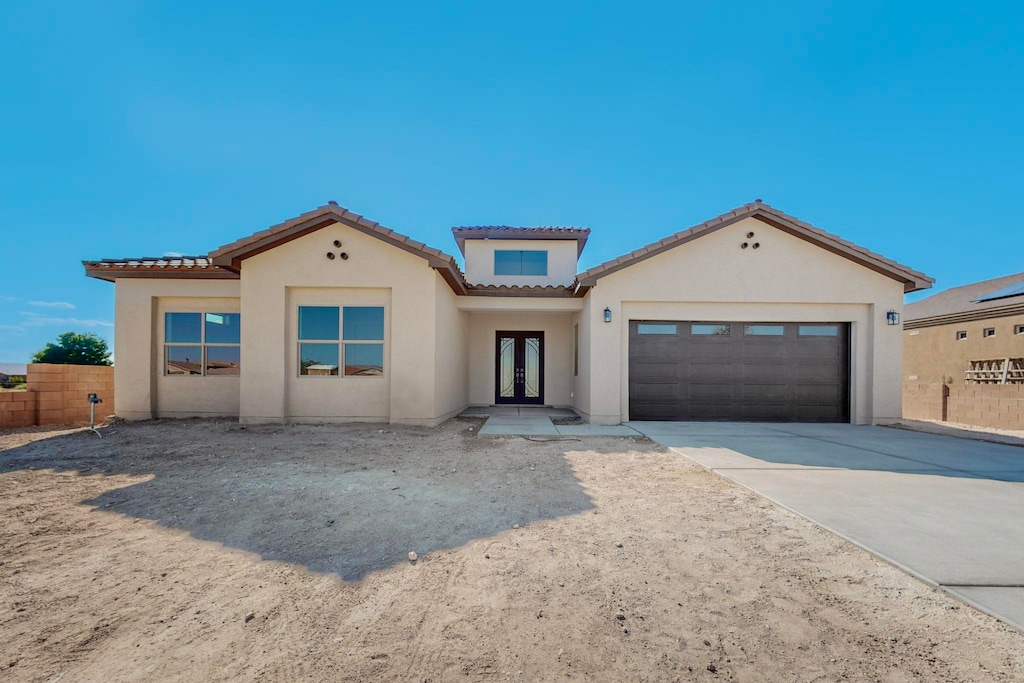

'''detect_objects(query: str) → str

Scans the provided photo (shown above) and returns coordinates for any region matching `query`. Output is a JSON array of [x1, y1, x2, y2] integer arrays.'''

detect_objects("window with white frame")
[[164, 312, 240, 376], [298, 306, 384, 376]]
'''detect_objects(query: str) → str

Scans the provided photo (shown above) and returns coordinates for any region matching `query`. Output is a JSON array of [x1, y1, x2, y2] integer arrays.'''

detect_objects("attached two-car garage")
[[628, 320, 850, 422]]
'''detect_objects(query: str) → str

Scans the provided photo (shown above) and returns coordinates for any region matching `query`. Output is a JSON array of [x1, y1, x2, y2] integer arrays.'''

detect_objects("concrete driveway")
[[628, 421, 1024, 631]]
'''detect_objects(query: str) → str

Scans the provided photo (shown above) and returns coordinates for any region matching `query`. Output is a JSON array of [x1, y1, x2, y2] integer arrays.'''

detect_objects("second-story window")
[[494, 250, 547, 276]]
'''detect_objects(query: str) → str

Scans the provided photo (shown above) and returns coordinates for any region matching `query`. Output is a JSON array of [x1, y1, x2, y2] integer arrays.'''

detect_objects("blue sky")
[[1, 1, 1021, 362]]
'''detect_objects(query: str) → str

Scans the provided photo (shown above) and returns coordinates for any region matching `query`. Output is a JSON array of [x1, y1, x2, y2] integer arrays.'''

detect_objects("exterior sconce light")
[[886, 309, 900, 326], [604, 307, 612, 323]]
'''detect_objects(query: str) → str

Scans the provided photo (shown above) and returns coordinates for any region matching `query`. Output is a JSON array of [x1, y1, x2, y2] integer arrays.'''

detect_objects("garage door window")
[[691, 324, 731, 336], [799, 325, 839, 337], [638, 323, 678, 335], [745, 324, 785, 336]]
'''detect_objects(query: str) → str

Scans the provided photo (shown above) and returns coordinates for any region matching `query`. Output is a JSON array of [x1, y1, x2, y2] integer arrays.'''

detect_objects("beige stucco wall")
[[578, 217, 906, 425], [113, 278, 241, 419], [238, 223, 449, 426], [433, 275, 470, 420], [904, 314, 1024, 383], [466, 312, 574, 407], [463, 238, 579, 287]]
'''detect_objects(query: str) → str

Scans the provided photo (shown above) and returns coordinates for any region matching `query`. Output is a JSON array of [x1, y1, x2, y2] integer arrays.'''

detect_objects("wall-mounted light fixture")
[[604, 307, 612, 323], [886, 309, 900, 326]]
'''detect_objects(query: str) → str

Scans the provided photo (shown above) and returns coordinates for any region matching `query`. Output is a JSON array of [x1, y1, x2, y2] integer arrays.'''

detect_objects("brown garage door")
[[628, 321, 850, 422]]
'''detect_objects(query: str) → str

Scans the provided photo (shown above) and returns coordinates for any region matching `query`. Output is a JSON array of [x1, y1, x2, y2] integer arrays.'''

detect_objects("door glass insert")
[[524, 336, 541, 398], [498, 336, 516, 398]]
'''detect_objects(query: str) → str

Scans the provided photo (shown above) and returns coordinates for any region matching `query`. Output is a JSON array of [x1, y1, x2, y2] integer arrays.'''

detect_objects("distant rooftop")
[[905, 271, 1024, 322], [451, 226, 590, 256]]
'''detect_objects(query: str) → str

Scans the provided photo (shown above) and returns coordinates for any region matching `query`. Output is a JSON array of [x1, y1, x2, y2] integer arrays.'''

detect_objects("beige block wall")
[[902, 383, 947, 421], [579, 217, 906, 425], [463, 238, 579, 287], [114, 278, 241, 419], [0, 390, 38, 429], [238, 223, 446, 425], [947, 384, 1024, 429], [904, 315, 1024, 384], [466, 312, 574, 407], [903, 382, 1024, 430], [0, 364, 115, 428]]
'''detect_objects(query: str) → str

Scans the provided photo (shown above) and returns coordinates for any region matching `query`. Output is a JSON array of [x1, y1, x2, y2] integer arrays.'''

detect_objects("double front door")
[[495, 332, 544, 404]]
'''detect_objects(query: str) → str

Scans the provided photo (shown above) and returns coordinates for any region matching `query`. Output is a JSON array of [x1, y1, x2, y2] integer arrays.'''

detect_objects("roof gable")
[[575, 201, 933, 293], [207, 202, 467, 294]]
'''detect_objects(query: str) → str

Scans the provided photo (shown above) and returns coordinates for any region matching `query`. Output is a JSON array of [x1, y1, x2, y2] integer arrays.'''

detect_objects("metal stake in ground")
[[87, 393, 103, 438]]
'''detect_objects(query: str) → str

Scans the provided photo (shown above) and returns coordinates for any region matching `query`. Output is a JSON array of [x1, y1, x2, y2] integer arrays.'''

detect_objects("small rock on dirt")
[[408, 552, 418, 562], [244, 612, 255, 623], [614, 541, 623, 548]]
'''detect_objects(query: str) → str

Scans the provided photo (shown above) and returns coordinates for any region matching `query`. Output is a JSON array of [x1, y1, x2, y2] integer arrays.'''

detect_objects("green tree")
[[31, 331, 112, 366]]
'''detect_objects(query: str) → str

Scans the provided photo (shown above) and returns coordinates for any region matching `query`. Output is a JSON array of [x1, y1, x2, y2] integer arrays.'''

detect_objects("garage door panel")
[[741, 363, 789, 381], [629, 320, 849, 422], [796, 404, 844, 421], [688, 383, 735, 400], [797, 362, 842, 382], [797, 384, 843, 402], [630, 361, 679, 380], [631, 383, 679, 399], [741, 383, 789, 401], [741, 344, 789, 359]]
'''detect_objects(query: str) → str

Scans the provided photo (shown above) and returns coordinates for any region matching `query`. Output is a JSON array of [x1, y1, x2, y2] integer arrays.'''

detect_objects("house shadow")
[[0, 420, 597, 581]]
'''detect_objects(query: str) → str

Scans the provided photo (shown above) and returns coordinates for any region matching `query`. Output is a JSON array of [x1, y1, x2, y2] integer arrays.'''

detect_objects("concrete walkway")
[[628, 421, 1024, 631], [476, 414, 640, 437]]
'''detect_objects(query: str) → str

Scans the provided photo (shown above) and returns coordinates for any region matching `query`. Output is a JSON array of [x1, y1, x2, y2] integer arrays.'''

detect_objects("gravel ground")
[[1, 418, 1023, 682]]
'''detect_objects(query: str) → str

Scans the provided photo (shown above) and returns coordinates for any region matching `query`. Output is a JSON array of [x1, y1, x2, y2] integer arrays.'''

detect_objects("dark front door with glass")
[[495, 332, 544, 404]]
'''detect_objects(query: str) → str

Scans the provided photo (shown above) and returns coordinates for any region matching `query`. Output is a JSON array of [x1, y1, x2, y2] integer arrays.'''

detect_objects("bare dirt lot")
[[2, 419, 1023, 682]]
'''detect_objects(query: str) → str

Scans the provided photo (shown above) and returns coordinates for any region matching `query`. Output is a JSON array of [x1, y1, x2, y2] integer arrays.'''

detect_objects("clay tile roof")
[[574, 201, 933, 293], [451, 226, 591, 256], [463, 284, 583, 298], [82, 256, 239, 282]]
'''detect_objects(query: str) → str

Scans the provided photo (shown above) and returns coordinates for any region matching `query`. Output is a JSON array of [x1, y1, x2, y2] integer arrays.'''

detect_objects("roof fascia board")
[[83, 265, 239, 282], [749, 214, 929, 293]]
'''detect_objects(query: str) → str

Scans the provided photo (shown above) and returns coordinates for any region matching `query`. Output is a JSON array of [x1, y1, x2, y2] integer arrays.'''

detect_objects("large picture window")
[[494, 250, 548, 276], [164, 312, 240, 376], [298, 306, 384, 376]]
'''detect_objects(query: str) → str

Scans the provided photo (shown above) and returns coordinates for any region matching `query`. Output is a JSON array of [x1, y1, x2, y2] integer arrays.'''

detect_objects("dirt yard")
[[2, 419, 1023, 682]]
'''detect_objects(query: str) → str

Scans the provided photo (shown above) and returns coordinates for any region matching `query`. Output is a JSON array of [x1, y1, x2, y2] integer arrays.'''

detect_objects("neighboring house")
[[84, 200, 931, 426], [904, 272, 1024, 384]]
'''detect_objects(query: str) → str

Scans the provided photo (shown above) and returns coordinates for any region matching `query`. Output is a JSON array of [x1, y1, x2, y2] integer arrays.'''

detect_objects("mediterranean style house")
[[84, 200, 932, 426], [904, 272, 1024, 384]]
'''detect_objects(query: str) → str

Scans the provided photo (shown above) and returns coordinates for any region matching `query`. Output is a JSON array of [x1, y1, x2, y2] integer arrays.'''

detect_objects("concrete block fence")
[[904, 382, 1024, 431], [0, 363, 114, 429]]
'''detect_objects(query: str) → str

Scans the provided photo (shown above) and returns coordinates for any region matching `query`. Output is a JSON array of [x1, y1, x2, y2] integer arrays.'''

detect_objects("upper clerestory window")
[[494, 250, 547, 276]]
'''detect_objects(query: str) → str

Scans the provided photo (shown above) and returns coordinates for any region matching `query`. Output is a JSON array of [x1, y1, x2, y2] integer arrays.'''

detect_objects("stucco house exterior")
[[84, 200, 932, 426], [904, 272, 1024, 384]]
